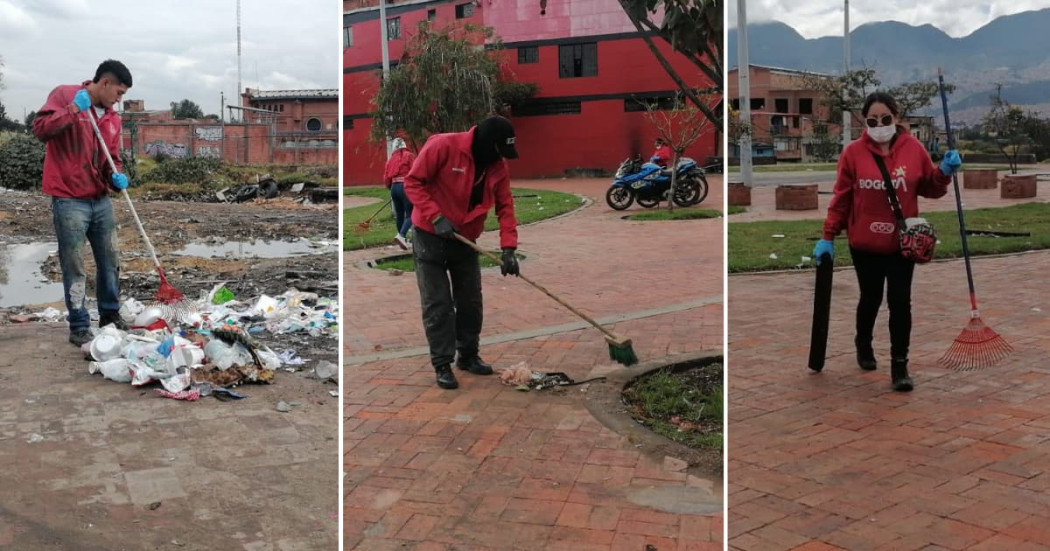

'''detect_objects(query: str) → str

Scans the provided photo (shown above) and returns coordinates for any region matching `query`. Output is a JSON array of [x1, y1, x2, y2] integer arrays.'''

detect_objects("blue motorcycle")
[[605, 156, 709, 210]]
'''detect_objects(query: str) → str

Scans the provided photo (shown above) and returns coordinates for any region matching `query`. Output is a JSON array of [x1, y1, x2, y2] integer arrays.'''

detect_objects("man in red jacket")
[[651, 138, 673, 168], [33, 60, 133, 346], [404, 115, 520, 389]]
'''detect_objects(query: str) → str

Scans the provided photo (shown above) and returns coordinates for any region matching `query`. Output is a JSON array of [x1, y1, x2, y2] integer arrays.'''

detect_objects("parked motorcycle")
[[605, 156, 709, 210]]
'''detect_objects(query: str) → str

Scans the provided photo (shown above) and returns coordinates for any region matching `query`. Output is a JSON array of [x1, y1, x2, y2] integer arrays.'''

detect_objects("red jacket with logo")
[[383, 148, 416, 188], [404, 127, 518, 249], [33, 82, 123, 199], [823, 127, 950, 254]]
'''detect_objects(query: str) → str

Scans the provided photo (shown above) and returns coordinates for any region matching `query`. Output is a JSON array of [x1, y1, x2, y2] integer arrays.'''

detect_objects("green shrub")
[[0, 133, 45, 191], [141, 157, 224, 185]]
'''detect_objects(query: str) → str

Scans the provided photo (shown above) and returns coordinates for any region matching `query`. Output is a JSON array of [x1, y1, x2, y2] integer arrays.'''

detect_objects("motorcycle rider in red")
[[651, 138, 673, 168]]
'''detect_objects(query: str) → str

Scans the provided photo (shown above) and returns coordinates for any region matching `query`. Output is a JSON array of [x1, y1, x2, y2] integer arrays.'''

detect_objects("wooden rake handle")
[[452, 233, 621, 341]]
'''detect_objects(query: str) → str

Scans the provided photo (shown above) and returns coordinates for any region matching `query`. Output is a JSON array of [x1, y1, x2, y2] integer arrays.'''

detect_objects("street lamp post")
[[737, 0, 753, 186], [842, 0, 851, 149]]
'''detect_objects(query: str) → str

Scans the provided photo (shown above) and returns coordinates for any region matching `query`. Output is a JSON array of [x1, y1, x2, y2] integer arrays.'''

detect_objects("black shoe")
[[456, 356, 494, 375], [891, 358, 913, 392], [99, 313, 129, 331], [855, 336, 876, 370], [69, 329, 93, 347], [435, 364, 459, 389]]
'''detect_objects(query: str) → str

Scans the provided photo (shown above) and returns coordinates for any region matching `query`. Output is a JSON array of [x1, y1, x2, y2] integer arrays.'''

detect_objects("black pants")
[[412, 228, 483, 368], [850, 247, 916, 359]]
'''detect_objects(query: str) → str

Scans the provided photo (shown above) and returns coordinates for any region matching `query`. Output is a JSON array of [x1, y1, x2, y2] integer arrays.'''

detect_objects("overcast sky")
[[0, 0, 337, 121], [729, 0, 1048, 39]]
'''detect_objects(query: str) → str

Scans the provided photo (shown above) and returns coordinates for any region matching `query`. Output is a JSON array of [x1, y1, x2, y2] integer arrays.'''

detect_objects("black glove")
[[432, 215, 456, 239], [500, 248, 520, 276]]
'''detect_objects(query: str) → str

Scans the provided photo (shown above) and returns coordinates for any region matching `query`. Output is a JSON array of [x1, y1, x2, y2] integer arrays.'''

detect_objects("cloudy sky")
[[729, 0, 1048, 39], [0, 0, 337, 121]]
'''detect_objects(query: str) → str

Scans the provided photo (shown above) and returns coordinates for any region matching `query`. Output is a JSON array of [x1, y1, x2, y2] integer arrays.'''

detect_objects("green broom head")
[[606, 335, 638, 367]]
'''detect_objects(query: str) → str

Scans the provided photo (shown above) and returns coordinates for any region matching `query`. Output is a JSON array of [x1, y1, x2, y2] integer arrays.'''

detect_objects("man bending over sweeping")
[[33, 59, 133, 346], [404, 115, 521, 390]]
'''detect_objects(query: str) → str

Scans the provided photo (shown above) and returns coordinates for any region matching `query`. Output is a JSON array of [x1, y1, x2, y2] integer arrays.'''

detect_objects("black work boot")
[[69, 329, 93, 347], [99, 312, 129, 331], [856, 336, 877, 371], [456, 355, 494, 375], [890, 358, 913, 392], [435, 364, 459, 389]]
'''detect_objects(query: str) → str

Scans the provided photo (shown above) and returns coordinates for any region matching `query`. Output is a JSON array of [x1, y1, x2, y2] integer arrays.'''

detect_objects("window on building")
[[279, 105, 284, 112], [792, 115, 800, 129], [387, 17, 400, 40], [514, 100, 582, 117], [558, 43, 597, 78], [427, 8, 436, 20], [750, 98, 765, 110], [799, 98, 813, 115], [344, 26, 353, 48], [774, 98, 789, 113], [306, 118, 322, 132], [518, 46, 539, 64], [730, 98, 740, 111], [343, 116, 356, 130], [456, 2, 474, 18]]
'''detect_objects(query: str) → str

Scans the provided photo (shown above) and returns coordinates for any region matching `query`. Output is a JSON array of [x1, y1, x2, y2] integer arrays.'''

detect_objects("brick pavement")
[[0, 324, 338, 550], [345, 177, 725, 550], [728, 248, 1050, 550]]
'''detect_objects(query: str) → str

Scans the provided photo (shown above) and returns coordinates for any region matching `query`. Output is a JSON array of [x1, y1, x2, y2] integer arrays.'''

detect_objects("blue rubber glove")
[[813, 239, 835, 265], [940, 149, 962, 176], [72, 89, 91, 112], [157, 337, 175, 358], [111, 172, 129, 190]]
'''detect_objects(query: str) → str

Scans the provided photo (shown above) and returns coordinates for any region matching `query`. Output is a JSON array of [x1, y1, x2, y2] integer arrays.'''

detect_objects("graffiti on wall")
[[195, 126, 222, 141], [144, 141, 188, 159], [196, 146, 221, 158]]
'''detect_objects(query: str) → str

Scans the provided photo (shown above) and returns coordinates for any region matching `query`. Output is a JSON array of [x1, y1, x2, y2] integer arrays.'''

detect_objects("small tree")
[[984, 84, 1034, 174], [170, 99, 204, 120], [802, 68, 954, 130], [0, 134, 45, 191], [808, 122, 840, 162], [371, 22, 534, 150], [24, 110, 36, 129], [642, 92, 717, 211], [1023, 114, 1050, 162]]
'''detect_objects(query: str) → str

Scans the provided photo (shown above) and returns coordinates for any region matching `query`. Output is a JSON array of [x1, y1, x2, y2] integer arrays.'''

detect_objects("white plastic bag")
[[89, 359, 133, 383]]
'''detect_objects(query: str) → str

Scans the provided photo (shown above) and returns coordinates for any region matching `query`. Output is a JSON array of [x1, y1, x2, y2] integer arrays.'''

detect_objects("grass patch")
[[729, 202, 1050, 273], [727, 206, 748, 215], [371, 253, 511, 272], [627, 208, 722, 221], [622, 364, 723, 450], [343, 187, 583, 250]]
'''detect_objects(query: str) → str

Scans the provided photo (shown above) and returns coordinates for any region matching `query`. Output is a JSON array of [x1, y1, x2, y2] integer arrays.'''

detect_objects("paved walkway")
[[0, 324, 337, 550], [729, 249, 1050, 548], [344, 177, 726, 550]]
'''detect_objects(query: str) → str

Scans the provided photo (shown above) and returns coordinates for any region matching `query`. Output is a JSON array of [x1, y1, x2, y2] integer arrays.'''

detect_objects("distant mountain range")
[[728, 9, 1050, 123]]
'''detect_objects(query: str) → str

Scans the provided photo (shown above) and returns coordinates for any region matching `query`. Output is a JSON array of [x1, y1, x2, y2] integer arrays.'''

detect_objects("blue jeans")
[[390, 182, 413, 237], [52, 197, 121, 331]]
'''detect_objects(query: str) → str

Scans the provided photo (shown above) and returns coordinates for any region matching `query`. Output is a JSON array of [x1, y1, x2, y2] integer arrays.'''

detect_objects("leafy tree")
[[1022, 114, 1050, 162], [170, 99, 205, 120], [0, 134, 45, 191], [0, 101, 23, 132], [370, 22, 535, 150], [24, 110, 36, 129]]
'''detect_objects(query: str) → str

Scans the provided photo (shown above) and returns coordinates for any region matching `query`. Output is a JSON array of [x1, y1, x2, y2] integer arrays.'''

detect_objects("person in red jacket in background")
[[813, 92, 961, 392], [33, 60, 134, 347], [383, 137, 416, 249], [651, 137, 673, 168], [404, 115, 521, 389]]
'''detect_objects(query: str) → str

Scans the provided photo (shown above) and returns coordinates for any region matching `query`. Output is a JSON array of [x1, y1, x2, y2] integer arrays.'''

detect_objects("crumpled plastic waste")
[[278, 349, 306, 365], [33, 307, 63, 322], [498, 361, 533, 386]]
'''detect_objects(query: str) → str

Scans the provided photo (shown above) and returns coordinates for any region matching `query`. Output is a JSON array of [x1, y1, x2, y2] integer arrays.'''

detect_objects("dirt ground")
[[0, 189, 340, 364]]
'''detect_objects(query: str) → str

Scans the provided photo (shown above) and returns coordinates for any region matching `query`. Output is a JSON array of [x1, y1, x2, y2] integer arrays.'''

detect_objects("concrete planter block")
[[963, 169, 998, 190], [775, 184, 818, 211], [1001, 174, 1037, 199], [728, 183, 751, 206]]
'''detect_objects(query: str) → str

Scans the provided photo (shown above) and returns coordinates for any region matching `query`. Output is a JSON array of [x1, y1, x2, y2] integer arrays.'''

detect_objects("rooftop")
[[245, 89, 339, 100]]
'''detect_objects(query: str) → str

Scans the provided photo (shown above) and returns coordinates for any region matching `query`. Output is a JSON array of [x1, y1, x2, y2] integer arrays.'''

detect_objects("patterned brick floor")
[[345, 177, 726, 550]]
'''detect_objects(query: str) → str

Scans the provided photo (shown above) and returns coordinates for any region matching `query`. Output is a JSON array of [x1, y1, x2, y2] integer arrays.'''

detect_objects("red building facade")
[[343, 0, 719, 185]]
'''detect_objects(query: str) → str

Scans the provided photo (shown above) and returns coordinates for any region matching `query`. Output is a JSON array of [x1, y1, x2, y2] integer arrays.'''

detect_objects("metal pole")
[[237, 0, 242, 122], [736, 0, 753, 186], [842, 0, 851, 148], [379, 0, 393, 159]]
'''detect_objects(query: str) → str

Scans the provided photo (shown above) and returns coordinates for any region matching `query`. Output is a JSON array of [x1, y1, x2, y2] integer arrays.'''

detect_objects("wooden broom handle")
[[452, 233, 619, 340]]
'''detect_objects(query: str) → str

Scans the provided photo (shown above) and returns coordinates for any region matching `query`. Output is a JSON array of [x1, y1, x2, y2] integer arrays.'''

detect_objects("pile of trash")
[[79, 285, 338, 401]]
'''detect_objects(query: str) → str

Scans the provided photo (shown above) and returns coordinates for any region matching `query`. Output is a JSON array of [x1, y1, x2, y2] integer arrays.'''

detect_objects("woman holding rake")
[[813, 92, 962, 391]]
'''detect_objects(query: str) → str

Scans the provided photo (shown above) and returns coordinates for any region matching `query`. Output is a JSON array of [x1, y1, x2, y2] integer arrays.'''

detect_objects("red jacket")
[[824, 127, 950, 254], [404, 127, 518, 249], [652, 144, 673, 167], [383, 148, 416, 188], [33, 82, 123, 199]]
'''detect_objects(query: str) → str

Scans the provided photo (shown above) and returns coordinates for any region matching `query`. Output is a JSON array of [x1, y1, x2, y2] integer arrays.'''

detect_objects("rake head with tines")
[[939, 314, 1013, 371]]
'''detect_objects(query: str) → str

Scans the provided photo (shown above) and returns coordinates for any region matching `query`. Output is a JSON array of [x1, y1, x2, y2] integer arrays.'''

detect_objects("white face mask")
[[867, 124, 896, 143]]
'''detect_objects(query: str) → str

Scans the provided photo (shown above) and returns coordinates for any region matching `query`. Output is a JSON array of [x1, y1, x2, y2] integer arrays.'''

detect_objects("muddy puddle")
[[0, 242, 64, 308]]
